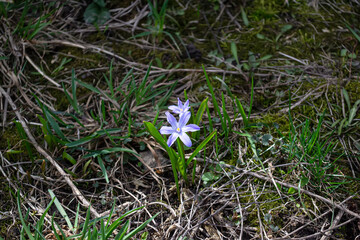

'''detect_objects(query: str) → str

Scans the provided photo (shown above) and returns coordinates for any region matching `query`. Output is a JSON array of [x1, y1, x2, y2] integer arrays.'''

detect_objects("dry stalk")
[[0, 86, 101, 218]]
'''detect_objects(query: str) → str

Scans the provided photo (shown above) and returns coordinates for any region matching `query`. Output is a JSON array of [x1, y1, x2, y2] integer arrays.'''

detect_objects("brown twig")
[[0, 86, 101, 218]]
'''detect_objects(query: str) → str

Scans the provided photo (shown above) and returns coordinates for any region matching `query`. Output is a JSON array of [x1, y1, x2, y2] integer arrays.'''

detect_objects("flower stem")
[[176, 138, 188, 185]]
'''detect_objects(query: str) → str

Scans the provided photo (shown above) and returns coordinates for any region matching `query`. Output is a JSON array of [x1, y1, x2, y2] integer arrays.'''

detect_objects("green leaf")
[[240, 7, 249, 27], [256, 33, 265, 40], [202, 172, 219, 183], [281, 24, 292, 33], [300, 177, 309, 187], [342, 88, 351, 112], [187, 130, 216, 165], [195, 98, 208, 126], [264, 213, 272, 223], [340, 49, 347, 57], [143, 121, 167, 149], [287, 187, 296, 194], [231, 42, 240, 66], [348, 53, 356, 59], [262, 134, 273, 146], [94, 0, 106, 8], [193, 97, 208, 140], [259, 54, 272, 61], [348, 100, 360, 125], [84, 3, 110, 25]]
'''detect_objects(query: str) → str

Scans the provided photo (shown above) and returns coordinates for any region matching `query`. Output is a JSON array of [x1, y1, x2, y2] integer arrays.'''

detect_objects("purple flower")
[[160, 111, 200, 147], [168, 98, 190, 116]]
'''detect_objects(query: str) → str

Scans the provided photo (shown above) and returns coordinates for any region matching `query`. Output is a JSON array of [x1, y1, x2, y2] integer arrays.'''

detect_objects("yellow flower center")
[[176, 127, 180, 132]]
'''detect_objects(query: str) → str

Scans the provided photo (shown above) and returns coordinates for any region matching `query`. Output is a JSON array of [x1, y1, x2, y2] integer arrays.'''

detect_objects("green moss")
[[0, 126, 22, 150], [237, 183, 315, 234], [0, 176, 18, 237]]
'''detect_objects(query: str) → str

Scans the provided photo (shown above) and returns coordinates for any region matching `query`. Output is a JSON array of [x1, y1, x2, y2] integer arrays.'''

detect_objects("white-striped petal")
[[179, 111, 191, 128], [160, 126, 174, 135], [179, 132, 192, 147], [178, 98, 183, 108], [184, 99, 189, 109], [168, 105, 181, 113], [167, 132, 179, 147], [183, 124, 200, 132], [165, 111, 178, 129]]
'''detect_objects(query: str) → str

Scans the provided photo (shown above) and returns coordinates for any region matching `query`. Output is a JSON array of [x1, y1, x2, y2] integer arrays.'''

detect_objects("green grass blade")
[[74, 204, 80, 233], [203, 65, 222, 118], [105, 218, 123, 238], [206, 105, 213, 132], [115, 220, 129, 240], [97, 156, 109, 183], [35, 197, 55, 235], [16, 191, 35, 240], [15, 121, 34, 162], [75, 78, 101, 94], [51, 215, 62, 240], [345, 23, 360, 42], [43, 107, 68, 143], [195, 97, 208, 126], [235, 96, 248, 127], [248, 76, 254, 119], [66, 135, 97, 148], [222, 92, 232, 136], [100, 219, 105, 239], [193, 97, 208, 139], [123, 213, 159, 240], [71, 69, 80, 113], [48, 189, 73, 231], [62, 150, 77, 165], [80, 208, 91, 239]]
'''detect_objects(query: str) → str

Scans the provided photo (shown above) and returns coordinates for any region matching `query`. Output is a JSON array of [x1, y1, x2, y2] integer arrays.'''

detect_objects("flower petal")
[[178, 98, 183, 109], [165, 111, 178, 129], [184, 99, 189, 109], [167, 132, 179, 147], [183, 124, 200, 132], [160, 126, 174, 135], [178, 111, 191, 128], [179, 132, 192, 147], [168, 105, 181, 113]]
